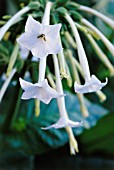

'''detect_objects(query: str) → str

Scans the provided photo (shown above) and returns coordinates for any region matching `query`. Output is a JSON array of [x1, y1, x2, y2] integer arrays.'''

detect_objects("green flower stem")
[[2, 84, 22, 132], [67, 49, 89, 117], [78, 5, 114, 29], [69, 55, 83, 76], [96, 90, 106, 102], [6, 43, 19, 77], [76, 23, 114, 76], [0, 68, 17, 103], [65, 60, 72, 87], [87, 34, 114, 76], [35, 99, 40, 117], [81, 18, 114, 58], [58, 36, 68, 79], [64, 31, 77, 49], [0, 6, 30, 41], [67, 2, 114, 29], [47, 73, 56, 89], [65, 126, 79, 154], [10, 87, 22, 128]]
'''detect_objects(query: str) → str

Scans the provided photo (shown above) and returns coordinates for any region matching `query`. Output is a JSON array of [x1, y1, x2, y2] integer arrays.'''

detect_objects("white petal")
[[38, 79, 65, 98], [31, 40, 49, 58], [19, 45, 29, 60], [25, 15, 43, 35], [21, 87, 38, 99], [74, 75, 108, 94], [34, 79, 65, 104], [20, 78, 64, 104], [44, 24, 61, 39], [17, 32, 38, 50], [67, 120, 83, 127], [41, 117, 83, 130], [46, 38, 62, 55], [19, 78, 33, 90]]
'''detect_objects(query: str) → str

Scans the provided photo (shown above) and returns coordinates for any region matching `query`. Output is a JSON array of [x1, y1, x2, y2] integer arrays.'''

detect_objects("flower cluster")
[[0, 0, 113, 154]]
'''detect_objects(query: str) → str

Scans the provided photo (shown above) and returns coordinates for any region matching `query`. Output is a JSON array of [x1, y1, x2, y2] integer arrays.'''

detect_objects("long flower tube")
[[35, 2, 53, 118], [45, 62, 79, 154], [38, 1, 52, 82], [64, 31, 77, 49], [58, 36, 68, 79], [42, 54, 82, 154], [81, 18, 114, 58], [65, 13, 107, 94], [86, 34, 114, 75], [42, 54, 83, 129], [0, 68, 17, 103], [78, 5, 114, 29], [65, 60, 73, 87], [67, 49, 89, 117], [65, 126, 79, 154], [75, 22, 114, 76], [0, 6, 30, 41], [6, 43, 19, 77], [67, 2, 114, 29]]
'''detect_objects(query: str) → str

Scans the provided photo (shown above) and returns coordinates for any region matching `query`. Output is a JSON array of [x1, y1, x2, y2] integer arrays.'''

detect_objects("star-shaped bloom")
[[74, 75, 108, 94], [17, 16, 62, 59], [41, 117, 83, 130], [19, 78, 65, 104]]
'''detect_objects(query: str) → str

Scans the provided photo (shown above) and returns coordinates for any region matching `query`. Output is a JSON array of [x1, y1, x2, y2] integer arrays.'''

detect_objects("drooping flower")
[[42, 54, 83, 130], [17, 16, 62, 59], [19, 78, 64, 104], [65, 13, 108, 94], [74, 75, 108, 94], [42, 116, 83, 130]]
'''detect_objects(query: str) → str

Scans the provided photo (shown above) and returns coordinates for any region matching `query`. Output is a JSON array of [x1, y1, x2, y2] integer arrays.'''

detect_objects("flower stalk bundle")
[[0, 0, 114, 154]]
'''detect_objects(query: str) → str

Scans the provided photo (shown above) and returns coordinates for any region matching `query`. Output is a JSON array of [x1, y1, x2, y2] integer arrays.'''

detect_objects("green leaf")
[[0, 87, 108, 155], [78, 112, 114, 156]]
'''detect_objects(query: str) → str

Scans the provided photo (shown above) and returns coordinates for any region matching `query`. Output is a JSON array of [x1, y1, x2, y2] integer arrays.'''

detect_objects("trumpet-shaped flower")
[[19, 78, 64, 104], [42, 117, 83, 130], [17, 16, 62, 59], [74, 75, 108, 94], [65, 14, 108, 94]]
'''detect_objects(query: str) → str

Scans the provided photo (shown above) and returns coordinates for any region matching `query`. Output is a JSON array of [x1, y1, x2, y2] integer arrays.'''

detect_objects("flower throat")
[[38, 34, 46, 41]]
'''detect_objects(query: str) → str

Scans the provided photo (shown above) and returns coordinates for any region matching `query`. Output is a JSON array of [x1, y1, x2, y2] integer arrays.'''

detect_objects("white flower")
[[17, 16, 62, 59], [41, 117, 83, 130], [41, 54, 83, 130], [19, 78, 64, 104], [74, 75, 108, 94], [65, 14, 108, 94]]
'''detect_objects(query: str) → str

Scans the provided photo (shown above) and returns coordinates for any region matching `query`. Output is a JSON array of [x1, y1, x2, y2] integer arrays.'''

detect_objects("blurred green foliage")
[[0, 0, 114, 158]]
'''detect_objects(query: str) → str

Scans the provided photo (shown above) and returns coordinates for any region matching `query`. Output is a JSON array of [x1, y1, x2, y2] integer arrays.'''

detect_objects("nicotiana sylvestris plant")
[[0, 0, 114, 154]]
